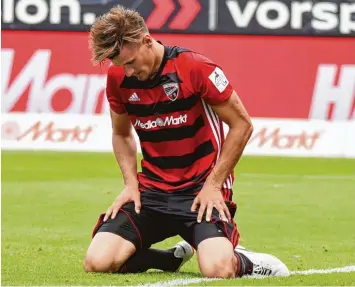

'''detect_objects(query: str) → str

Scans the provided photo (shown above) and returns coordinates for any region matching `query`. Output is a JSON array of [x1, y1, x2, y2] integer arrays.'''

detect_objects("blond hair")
[[89, 5, 148, 65]]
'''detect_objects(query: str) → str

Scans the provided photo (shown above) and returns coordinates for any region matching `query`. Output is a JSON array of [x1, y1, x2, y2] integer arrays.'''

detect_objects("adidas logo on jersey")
[[128, 93, 140, 101]]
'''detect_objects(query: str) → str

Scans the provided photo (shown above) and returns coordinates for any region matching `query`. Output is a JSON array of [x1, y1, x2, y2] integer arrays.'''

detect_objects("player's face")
[[111, 35, 155, 81]]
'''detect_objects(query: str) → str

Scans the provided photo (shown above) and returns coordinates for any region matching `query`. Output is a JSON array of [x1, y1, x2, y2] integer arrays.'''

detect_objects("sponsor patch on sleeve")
[[208, 67, 229, 93]]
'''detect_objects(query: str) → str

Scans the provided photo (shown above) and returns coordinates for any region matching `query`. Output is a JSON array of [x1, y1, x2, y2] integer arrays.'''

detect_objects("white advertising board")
[[243, 118, 351, 158], [1, 113, 354, 158], [1, 113, 114, 152]]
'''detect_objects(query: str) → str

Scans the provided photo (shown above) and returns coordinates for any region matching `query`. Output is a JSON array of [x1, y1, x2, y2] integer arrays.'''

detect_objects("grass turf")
[[2, 151, 355, 285]]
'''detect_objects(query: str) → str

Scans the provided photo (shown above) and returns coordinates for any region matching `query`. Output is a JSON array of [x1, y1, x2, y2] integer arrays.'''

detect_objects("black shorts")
[[92, 189, 239, 250]]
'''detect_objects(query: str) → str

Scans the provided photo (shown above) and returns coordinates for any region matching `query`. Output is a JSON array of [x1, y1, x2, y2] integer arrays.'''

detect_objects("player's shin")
[[117, 248, 181, 273], [118, 241, 194, 273]]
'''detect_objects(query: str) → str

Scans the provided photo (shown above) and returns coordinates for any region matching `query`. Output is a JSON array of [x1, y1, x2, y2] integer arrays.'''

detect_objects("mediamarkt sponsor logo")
[[134, 115, 187, 130], [249, 127, 321, 150], [1, 120, 93, 143]]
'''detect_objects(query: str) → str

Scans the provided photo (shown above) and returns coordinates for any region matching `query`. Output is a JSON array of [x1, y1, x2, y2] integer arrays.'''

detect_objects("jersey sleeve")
[[106, 66, 127, 114], [190, 54, 234, 106]]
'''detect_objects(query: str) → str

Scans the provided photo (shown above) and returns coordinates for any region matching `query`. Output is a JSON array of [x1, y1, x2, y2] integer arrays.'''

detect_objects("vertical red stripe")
[[203, 101, 221, 153], [92, 213, 105, 238], [230, 228, 237, 247], [349, 93, 355, 120], [327, 102, 335, 121]]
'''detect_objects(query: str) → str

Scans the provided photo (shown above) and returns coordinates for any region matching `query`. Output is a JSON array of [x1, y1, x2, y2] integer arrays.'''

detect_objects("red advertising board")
[[2, 31, 355, 120]]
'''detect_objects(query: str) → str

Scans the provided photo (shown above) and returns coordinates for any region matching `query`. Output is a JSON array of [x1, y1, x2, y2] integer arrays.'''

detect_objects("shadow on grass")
[[86, 270, 201, 278], [146, 271, 201, 277]]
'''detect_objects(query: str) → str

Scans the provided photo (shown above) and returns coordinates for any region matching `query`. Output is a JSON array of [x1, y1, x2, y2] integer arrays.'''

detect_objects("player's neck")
[[149, 41, 165, 79]]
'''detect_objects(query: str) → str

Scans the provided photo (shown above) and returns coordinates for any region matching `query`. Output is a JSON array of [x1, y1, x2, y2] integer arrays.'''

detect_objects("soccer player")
[[84, 5, 290, 278]]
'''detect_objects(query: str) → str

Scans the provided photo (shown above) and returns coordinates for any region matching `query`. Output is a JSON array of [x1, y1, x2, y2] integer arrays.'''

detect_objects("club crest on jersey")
[[163, 83, 179, 101]]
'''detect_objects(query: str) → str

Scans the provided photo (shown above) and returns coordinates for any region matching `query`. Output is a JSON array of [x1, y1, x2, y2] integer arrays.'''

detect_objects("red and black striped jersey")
[[106, 44, 235, 197]]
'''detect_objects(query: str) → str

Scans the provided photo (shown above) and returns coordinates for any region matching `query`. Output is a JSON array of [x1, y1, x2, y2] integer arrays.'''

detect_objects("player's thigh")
[[194, 213, 240, 249], [176, 195, 240, 249], [93, 200, 176, 249], [85, 202, 143, 272], [85, 200, 176, 272], [197, 236, 237, 278]]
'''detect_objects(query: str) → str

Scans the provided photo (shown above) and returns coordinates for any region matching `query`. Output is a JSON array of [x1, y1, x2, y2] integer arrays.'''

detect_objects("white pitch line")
[[239, 173, 355, 181], [135, 277, 217, 287], [291, 265, 355, 275], [136, 265, 355, 287]]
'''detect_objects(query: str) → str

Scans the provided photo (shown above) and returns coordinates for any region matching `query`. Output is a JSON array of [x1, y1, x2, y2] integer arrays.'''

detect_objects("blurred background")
[[1, 0, 354, 156]]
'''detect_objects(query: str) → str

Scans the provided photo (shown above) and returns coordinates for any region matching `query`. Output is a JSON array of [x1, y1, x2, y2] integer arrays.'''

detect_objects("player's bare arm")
[[192, 91, 253, 223], [207, 91, 253, 188], [103, 109, 141, 222]]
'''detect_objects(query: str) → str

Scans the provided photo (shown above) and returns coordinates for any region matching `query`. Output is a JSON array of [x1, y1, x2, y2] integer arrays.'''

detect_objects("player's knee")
[[83, 253, 122, 273], [84, 232, 136, 273], [199, 256, 236, 278], [198, 237, 236, 278]]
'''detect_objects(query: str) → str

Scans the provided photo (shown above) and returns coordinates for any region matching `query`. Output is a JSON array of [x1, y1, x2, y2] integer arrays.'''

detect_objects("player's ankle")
[[234, 251, 253, 277]]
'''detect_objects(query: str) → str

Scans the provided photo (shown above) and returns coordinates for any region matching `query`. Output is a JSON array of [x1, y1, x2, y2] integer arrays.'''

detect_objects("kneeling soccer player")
[[83, 5, 290, 278]]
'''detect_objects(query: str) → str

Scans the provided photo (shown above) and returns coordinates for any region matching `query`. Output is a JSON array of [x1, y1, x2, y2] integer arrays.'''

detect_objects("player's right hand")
[[103, 186, 141, 222]]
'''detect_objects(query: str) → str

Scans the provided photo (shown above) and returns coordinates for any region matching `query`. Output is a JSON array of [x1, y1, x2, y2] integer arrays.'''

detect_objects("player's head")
[[89, 5, 158, 80]]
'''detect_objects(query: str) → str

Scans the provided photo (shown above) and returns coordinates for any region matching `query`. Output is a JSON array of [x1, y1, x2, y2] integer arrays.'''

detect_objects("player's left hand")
[[191, 183, 231, 223]]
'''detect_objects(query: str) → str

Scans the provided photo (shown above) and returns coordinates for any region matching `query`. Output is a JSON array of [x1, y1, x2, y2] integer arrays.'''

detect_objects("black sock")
[[118, 247, 183, 273], [234, 251, 254, 277]]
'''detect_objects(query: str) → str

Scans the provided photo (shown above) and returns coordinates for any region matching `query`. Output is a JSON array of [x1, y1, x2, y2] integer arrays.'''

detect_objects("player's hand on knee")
[[191, 185, 231, 224], [103, 187, 141, 222]]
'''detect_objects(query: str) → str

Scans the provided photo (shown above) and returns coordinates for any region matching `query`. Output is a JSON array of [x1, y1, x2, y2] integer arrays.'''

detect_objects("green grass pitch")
[[2, 151, 355, 286]]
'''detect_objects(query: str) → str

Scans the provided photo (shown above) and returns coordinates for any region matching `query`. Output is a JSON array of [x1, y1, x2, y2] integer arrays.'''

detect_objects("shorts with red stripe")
[[92, 187, 239, 250]]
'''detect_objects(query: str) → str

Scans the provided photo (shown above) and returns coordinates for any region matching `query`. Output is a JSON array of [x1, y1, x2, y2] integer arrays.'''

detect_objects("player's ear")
[[142, 34, 153, 48]]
